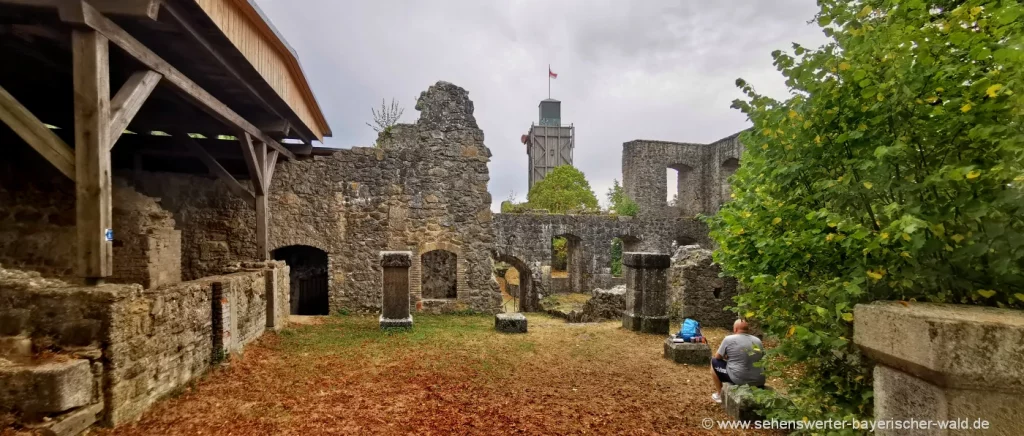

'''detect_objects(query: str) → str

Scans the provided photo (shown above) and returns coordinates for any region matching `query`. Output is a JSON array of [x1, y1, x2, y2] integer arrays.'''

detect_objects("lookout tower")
[[523, 99, 574, 188]]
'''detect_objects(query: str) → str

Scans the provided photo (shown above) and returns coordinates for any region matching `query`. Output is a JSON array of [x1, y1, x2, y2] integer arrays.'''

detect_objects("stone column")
[[854, 302, 1024, 435], [621, 252, 671, 334], [380, 251, 413, 328]]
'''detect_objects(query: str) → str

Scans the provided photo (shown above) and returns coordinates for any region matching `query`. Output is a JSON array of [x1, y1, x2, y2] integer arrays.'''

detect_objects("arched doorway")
[[494, 254, 535, 312], [421, 249, 457, 299], [272, 245, 329, 315]]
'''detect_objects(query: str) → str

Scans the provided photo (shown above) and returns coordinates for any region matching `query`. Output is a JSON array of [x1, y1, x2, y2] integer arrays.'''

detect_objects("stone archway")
[[494, 253, 536, 312], [272, 245, 329, 315]]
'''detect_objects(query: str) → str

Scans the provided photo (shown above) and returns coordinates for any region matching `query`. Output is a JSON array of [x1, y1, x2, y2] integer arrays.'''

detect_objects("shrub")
[[708, 0, 1024, 427]]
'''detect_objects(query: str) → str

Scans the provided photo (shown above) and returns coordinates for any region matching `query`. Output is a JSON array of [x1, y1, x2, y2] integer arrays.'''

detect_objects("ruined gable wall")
[[621, 131, 747, 220]]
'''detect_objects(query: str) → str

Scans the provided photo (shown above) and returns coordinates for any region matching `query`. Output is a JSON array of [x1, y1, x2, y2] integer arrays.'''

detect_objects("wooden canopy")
[[0, 0, 332, 282]]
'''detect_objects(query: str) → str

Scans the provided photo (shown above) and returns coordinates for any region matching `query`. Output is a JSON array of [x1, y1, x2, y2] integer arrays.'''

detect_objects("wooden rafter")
[[239, 133, 265, 196], [0, 0, 162, 19], [59, 0, 297, 160], [0, 84, 75, 179], [180, 134, 256, 208], [108, 70, 161, 148]]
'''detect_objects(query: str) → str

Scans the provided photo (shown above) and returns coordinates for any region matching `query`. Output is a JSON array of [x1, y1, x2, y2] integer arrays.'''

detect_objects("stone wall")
[[0, 263, 286, 427], [130, 81, 500, 314], [854, 302, 1024, 435], [668, 245, 738, 327], [491, 212, 707, 300], [0, 144, 77, 279], [0, 143, 182, 288], [622, 132, 744, 219]]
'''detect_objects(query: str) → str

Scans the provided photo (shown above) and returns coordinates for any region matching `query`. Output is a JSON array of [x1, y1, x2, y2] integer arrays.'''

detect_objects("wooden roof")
[[0, 0, 330, 148]]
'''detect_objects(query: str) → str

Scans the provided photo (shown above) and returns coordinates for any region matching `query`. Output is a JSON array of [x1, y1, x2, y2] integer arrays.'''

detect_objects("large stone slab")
[[663, 338, 710, 365], [495, 313, 527, 333], [854, 302, 1024, 391], [854, 302, 1024, 435], [0, 359, 93, 413], [721, 383, 766, 422]]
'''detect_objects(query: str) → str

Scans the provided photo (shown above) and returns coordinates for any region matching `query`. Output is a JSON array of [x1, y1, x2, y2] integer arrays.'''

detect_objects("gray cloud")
[[254, 0, 828, 210]]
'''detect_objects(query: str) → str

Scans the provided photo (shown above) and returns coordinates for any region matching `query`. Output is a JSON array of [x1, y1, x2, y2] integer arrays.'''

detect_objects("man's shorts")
[[712, 358, 731, 384]]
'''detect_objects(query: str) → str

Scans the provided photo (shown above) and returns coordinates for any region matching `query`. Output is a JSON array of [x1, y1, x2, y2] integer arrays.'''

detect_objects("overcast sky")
[[254, 0, 830, 211]]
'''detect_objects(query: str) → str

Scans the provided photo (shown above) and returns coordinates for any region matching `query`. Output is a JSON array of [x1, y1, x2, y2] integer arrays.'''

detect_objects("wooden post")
[[73, 29, 113, 283]]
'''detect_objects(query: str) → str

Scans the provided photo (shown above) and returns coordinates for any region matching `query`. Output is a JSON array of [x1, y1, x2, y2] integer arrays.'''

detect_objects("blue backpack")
[[678, 318, 702, 340]]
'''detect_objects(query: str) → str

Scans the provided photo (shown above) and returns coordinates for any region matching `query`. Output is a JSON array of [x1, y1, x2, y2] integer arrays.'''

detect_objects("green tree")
[[606, 179, 639, 216], [708, 0, 1024, 426], [526, 166, 599, 213], [610, 238, 624, 277], [551, 237, 569, 271]]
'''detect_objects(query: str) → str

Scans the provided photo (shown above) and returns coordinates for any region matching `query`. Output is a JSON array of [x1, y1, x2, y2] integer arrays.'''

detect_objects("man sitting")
[[710, 319, 765, 403]]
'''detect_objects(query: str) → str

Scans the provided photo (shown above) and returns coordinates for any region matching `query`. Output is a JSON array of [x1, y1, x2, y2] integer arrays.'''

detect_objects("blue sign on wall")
[[104, 228, 113, 242]]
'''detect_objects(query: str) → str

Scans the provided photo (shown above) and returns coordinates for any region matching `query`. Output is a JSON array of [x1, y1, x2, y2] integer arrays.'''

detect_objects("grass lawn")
[[103, 314, 773, 435]]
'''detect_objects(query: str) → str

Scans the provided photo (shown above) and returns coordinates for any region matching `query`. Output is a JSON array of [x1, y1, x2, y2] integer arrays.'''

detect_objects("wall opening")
[[272, 245, 329, 315], [611, 236, 641, 277], [421, 250, 457, 299], [667, 163, 698, 216], [551, 234, 583, 293], [493, 255, 534, 312], [720, 158, 740, 203]]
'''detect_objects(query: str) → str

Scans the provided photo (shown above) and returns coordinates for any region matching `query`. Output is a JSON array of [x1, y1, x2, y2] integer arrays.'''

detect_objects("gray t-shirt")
[[717, 333, 766, 386]]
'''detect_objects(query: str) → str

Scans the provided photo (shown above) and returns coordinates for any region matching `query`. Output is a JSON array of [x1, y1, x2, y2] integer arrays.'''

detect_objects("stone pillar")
[[854, 302, 1024, 435], [264, 266, 282, 331], [621, 252, 671, 334], [380, 251, 413, 328]]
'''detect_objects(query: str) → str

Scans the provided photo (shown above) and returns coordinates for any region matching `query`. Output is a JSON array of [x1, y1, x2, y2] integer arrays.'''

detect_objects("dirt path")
[[101, 314, 771, 435]]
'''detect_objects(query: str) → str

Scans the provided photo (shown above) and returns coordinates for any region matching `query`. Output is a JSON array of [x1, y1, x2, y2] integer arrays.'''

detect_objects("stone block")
[[663, 338, 710, 365], [0, 359, 93, 413], [854, 302, 1024, 391], [721, 383, 766, 423], [31, 402, 103, 436], [0, 335, 32, 357], [855, 302, 1024, 435], [495, 313, 527, 333], [641, 316, 670, 335], [622, 313, 642, 331], [379, 315, 412, 329]]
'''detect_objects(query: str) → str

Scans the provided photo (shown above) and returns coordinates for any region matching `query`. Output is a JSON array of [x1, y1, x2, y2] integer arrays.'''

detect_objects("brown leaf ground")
[[100, 314, 776, 435]]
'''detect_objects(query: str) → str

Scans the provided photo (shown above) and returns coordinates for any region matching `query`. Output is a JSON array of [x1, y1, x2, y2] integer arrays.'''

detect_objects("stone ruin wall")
[[0, 262, 288, 426], [128, 81, 501, 314], [0, 143, 182, 288], [622, 132, 744, 219]]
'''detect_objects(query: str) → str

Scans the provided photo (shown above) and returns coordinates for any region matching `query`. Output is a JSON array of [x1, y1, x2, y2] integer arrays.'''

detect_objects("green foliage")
[[708, 0, 1024, 428], [552, 237, 568, 270], [526, 166, 599, 213], [606, 179, 640, 216], [610, 238, 624, 277]]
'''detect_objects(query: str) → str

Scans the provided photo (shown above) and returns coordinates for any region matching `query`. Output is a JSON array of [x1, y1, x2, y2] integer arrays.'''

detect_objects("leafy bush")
[[610, 238, 623, 277], [708, 0, 1024, 427], [552, 237, 569, 271], [526, 165, 599, 213]]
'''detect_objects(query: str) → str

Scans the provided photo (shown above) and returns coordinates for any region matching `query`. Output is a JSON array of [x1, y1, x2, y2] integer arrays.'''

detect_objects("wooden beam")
[[3, 0, 162, 19], [239, 133, 265, 196], [256, 193, 269, 261], [60, 1, 297, 160], [264, 149, 279, 191], [109, 70, 161, 148], [72, 29, 113, 281], [160, 1, 309, 143], [0, 84, 75, 179], [180, 135, 256, 208]]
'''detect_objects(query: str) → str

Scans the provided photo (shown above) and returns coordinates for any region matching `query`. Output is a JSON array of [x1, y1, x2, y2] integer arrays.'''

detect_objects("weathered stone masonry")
[[129, 82, 501, 314]]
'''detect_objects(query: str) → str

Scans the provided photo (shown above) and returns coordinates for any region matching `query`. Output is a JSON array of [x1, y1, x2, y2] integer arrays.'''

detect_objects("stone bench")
[[663, 337, 710, 365], [495, 313, 527, 333]]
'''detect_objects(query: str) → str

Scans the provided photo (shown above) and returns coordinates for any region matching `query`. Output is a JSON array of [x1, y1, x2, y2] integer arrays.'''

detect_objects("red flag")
[[549, 67, 558, 79]]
